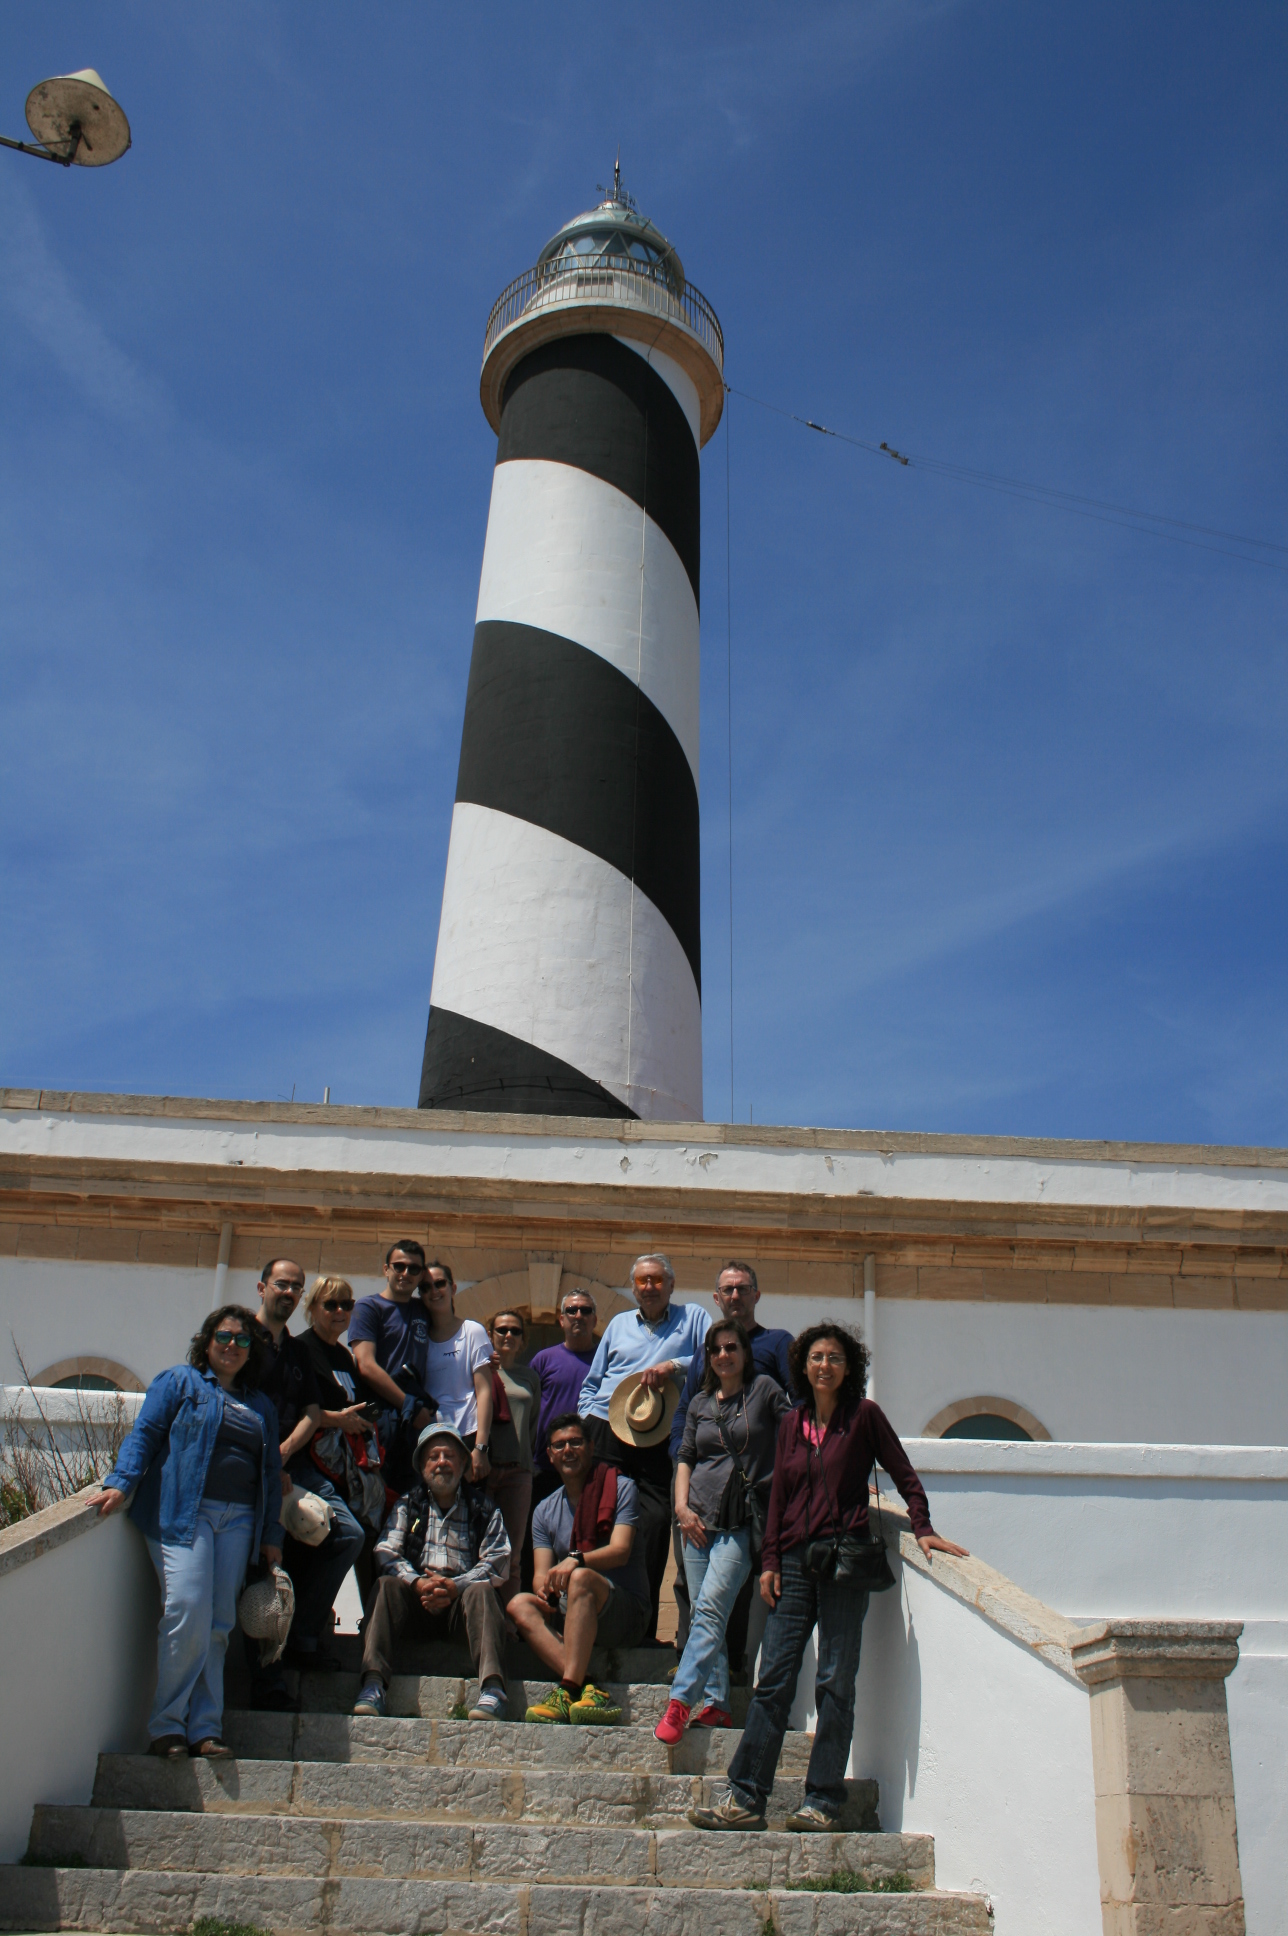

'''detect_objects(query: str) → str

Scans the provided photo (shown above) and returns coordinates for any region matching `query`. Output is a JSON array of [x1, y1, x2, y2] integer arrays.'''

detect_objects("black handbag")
[[712, 1395, 767, 1555], [799, 1427, 896, 1593]]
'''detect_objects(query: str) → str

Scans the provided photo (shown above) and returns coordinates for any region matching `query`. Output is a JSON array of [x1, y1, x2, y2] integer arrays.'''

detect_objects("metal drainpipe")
[[212, 1221, 234, 1310], [863, 1253, 877, 1403]]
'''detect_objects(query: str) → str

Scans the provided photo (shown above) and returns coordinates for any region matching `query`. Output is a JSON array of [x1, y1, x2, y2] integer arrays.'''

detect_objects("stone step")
[[0, 1867, 993, 1935], [92, 1754, 881, 1832], [288, 1635, 686, 1685], [262, 1674, 751, 1726], [220, 1708, 812, 1777], [28, 1806, 935, 1890]]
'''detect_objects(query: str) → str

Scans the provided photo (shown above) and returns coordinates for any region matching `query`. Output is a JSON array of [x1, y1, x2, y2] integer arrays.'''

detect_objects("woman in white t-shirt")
[[418, 1260, 495, 1484]]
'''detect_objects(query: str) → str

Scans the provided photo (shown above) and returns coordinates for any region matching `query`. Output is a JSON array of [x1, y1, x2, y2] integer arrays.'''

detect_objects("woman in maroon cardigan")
[[689, 1322, 967, 1833]]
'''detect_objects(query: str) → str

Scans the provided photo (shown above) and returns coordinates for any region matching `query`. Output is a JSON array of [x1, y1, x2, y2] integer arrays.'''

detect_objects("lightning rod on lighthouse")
[[419, 166, 724, 1120]]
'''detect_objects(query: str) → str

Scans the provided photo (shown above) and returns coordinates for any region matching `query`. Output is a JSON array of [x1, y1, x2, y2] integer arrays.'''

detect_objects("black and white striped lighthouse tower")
[[419, 168, 724, 1120]]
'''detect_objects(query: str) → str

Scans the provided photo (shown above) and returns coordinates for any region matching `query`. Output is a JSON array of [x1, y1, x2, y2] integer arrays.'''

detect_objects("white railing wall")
[[0, 1495, 156, 1863]]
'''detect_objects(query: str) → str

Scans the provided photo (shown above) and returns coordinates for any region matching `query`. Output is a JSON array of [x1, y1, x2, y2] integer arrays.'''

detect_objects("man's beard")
[[425, 1471, 460, 1501]]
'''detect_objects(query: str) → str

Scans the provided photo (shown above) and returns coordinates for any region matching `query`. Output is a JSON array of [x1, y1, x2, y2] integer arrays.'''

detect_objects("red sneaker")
[[654, 1697, 691, 1744], [690, 1703, 733, 1729]]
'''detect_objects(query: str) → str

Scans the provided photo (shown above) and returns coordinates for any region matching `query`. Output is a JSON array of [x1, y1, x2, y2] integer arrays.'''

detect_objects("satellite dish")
[[25, 70, 130, 166]]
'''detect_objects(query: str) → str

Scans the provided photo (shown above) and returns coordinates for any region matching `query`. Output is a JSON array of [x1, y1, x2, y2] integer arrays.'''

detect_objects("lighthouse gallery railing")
[[483, 256, 724, 373]]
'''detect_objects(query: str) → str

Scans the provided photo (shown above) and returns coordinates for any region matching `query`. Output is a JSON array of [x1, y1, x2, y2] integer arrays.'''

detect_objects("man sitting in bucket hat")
[[575, 1254, 709, 1642], [508, 1412, 652, 1723], [354, 1424, 511, 1721]]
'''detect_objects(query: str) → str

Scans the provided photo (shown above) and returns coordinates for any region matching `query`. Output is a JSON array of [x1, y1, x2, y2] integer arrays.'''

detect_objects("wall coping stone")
[[1070, 1619, 1244, 1685], [0, 1488, 105, 1581]]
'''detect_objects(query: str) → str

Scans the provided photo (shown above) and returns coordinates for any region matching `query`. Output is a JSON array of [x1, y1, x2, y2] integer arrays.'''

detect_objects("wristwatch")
[[569, 1548, 586, 1569], [475, 1441, 490, 1457]]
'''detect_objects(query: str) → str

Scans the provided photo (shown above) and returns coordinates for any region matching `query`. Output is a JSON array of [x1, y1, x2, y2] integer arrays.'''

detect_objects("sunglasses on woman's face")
[[492, 1324, 523, 1338], [322, 1299, 354, 1313], [213, 1331, 251, 1349], [711, 1342, 742, 1356]]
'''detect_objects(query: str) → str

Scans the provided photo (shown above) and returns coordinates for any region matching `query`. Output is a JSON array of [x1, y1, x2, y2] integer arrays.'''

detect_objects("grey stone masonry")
[[0, 1642, 993, 1934]]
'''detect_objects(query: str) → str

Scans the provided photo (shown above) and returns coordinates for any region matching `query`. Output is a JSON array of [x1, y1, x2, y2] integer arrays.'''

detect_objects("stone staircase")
[[3, 1638, 992, 1934]]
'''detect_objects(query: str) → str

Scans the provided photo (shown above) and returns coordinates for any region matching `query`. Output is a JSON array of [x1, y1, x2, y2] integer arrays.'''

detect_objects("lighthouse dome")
[[537, 163, 685, 294]]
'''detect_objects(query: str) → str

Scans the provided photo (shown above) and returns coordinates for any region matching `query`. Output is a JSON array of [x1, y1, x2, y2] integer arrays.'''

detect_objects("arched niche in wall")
[[921, 1395, 1051, 1442], [455, 1268, 632, 1332], [30, 1355, 145, 1394]]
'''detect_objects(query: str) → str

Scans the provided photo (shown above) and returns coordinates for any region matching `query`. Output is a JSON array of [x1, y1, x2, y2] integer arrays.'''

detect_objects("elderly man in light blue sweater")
[[577, 1253, 709, 1645]]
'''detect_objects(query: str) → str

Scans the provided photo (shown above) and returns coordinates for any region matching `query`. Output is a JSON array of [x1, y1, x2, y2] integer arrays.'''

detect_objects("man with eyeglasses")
[[348, 1242, 436, 1462], [577, 1254, 710, 1643], [250, 1257, 326, 1707]]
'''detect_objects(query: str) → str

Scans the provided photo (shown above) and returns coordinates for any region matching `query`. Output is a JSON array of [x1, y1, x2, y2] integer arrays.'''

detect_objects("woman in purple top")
[[690, 1322, 968, 1835]]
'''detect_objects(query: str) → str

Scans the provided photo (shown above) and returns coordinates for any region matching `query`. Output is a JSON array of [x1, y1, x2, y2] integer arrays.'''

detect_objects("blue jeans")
[[672, 1528, 752, 1711], [726, 1550, 869, 1817], [286, 1466, 367, 1646], [146, 1498, 256, 1743]]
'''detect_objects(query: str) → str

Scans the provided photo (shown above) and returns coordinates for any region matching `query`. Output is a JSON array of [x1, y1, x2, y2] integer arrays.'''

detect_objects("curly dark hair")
[[787, 1323, 869, 1410], [701, 1317, 753, 1395], [189, 1305, 273, 1390]]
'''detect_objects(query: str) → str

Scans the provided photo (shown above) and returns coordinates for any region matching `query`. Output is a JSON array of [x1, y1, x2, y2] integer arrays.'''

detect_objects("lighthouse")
[[419, 168, 724, 1120]]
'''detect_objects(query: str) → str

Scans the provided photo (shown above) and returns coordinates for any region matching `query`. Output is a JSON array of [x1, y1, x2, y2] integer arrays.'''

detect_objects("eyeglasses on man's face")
[[269, 1276, 304, 1293], [322, 1299, 354, 1314], [562, 1304, 594, 1318], [213, 1331, 251, 1349], [387, 1260, 421, 1275], [550, 1435, 586, 1455]]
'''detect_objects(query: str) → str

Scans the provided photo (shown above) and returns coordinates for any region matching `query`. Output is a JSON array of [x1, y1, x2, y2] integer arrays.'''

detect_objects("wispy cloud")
[[0, 173, 168, 430]]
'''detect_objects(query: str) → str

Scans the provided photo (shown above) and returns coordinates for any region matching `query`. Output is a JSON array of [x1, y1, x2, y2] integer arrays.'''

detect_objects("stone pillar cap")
[[1071, 1618, 1243, 1686]]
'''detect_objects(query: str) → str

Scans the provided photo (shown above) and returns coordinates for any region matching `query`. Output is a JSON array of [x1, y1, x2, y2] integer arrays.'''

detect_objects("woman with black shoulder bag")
[[656, 1318, 790, 1743], [689, 1322, 967, 1832]]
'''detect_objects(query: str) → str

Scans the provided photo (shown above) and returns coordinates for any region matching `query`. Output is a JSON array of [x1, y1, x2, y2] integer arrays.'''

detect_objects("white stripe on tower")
[[419, 192, 723, 1121], [431, 802, 703, 1121], [475, 458, 700, 781]]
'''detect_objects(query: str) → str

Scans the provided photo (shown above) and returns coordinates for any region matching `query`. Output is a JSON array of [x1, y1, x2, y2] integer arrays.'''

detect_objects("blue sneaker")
[[353, 1679, 386, 1717], [467, 1683, 509, 1722]]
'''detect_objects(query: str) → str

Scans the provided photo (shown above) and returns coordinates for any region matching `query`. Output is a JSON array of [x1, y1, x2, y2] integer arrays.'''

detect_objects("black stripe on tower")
[[499, 333, 701, 603], [419, 1008, 636, 1117], [456, 621, 701, 991]]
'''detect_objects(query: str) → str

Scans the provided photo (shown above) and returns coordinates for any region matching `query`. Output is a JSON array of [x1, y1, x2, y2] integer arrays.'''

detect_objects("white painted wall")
[[1226, 1621, 1288, 1936], [2, 1266, 1284, 1456], [853, 1570, 1102, 1936], [749, 1291, 1288, 1447], [0, 1507, 157, 1862]]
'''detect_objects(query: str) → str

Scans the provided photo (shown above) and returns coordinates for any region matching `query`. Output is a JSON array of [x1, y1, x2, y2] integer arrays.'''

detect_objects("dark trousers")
[[361, 1575, 507, 1687], [726, 1551, 870, 1816], [587, 1417, 672, 1641]]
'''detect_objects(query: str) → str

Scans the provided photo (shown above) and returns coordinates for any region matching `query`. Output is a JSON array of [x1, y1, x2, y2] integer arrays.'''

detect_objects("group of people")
[[91, 1243, 965, 1832]]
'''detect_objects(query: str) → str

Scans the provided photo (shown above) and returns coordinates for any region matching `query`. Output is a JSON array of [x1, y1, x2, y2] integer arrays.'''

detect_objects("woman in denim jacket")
[[89, 1305, 284, 1758]]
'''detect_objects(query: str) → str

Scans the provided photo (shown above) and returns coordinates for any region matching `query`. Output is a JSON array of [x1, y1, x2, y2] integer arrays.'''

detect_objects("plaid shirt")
[[374, 1487, 510, 1590]]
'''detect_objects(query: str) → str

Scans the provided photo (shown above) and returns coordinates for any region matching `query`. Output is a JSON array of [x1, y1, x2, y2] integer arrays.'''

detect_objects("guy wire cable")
[[725, 384, 1288, 574], [726, 387, 735, 1128]]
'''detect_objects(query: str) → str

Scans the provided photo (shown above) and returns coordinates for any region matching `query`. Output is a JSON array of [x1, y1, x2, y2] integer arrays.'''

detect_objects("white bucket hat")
[[237, 1564, 296, 1665], [281, 1487, 333, 1547]]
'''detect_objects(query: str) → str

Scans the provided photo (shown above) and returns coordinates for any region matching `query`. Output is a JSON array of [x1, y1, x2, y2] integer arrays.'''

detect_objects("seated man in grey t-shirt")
[[508, 1413, 650, 1725]]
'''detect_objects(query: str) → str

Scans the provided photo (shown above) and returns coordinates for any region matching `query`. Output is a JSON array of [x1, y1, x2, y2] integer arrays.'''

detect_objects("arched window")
[[30, 1357, 144, 1394], [922, 1396, 1051, 1442]]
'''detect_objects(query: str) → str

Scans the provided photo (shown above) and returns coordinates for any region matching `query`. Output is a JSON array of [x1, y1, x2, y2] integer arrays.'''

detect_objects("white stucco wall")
[[0, 1506, 157, 1863], [853, 1571, 1101, 1936], [4, 1264, 1285, 1455]]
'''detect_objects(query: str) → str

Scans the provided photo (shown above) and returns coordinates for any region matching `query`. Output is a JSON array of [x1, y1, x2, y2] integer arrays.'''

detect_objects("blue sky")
[[2, 2, 1285, 1143]]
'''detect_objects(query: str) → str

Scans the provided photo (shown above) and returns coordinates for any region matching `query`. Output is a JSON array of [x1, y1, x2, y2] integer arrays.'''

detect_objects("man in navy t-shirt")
[[348, 1241, 435, 1440]]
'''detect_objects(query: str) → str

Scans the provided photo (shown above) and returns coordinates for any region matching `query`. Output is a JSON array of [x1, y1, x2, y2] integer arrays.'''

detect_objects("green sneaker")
[[526, 1684, 573, 1724], [569, 1682, 623, 1725]]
